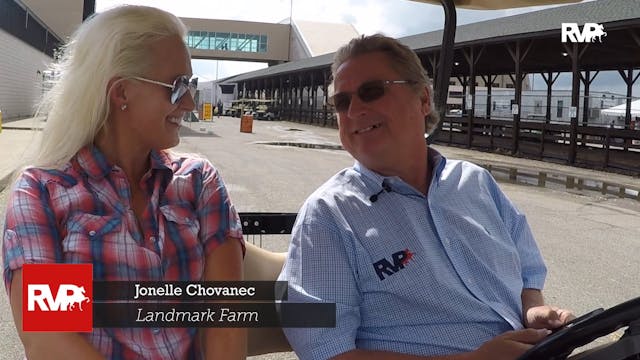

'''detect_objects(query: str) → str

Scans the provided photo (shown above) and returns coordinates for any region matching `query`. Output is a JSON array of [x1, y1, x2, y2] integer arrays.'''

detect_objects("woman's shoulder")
[[15, 163, 78, 189], [160, 150, 215, 173], [158, 150, 223, 185]]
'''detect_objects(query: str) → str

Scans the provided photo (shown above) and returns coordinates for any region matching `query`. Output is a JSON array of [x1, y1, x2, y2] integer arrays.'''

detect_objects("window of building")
[[215, 32, 229, 50], [229, 33, 238, 51], [534, 100, 543, 114], [186, 31, 267, 53], [557, 100, 564, 118], [259, 35, 268, 52]]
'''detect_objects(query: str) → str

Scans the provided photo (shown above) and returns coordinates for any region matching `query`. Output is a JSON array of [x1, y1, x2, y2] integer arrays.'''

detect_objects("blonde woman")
[[2, 5, 245, 359]]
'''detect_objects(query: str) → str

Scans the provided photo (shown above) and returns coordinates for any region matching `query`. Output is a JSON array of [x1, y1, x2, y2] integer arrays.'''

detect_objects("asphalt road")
[[0, 118, 638, 359]]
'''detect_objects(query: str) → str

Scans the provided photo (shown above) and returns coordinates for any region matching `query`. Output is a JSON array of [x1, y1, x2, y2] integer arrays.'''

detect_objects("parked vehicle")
[[253, 100, 279, 121], [226, 99, 254, 117], [226, 99, 279, 120]]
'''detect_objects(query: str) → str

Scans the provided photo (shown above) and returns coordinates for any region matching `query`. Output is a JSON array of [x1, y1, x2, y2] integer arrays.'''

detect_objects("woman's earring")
[[121, 104, 128, 111]]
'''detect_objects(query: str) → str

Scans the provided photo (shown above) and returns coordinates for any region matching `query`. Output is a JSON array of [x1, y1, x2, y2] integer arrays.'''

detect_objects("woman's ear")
[[106, 77, 128, 110]]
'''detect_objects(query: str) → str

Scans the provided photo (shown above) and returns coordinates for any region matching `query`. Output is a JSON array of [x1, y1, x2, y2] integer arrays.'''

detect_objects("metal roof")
[[222, 53, 334, 84], [409, 0, 581, 10], [17, 0, 83, 40], [403, 0, 640, 50]]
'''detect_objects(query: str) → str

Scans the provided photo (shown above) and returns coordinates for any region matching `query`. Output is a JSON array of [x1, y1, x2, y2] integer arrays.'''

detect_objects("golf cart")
[[253, 99, 279, 121], [227, 98, 255, 118]]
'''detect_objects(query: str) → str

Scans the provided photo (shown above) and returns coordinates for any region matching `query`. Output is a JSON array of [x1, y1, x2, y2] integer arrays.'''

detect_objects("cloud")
[[289, 0, 443, 37]]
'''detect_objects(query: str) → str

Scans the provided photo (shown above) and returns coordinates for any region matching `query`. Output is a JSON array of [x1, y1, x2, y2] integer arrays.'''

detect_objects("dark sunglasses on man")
[[330, 79, 417, 112], [132, 75, 198, 104]]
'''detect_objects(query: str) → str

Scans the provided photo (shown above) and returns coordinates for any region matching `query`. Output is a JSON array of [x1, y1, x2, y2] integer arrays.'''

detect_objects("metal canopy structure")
[[16, 0, 88, 40], [410, 0, 581, 10], [228, 0, 640, 175], [230, 1, 639, 81], [409, 0, 579, 139], [403, 1, 639, 74]]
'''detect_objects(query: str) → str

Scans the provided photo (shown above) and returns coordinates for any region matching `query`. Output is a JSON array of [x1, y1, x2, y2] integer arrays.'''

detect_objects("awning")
[[409, 0, 582, 10]]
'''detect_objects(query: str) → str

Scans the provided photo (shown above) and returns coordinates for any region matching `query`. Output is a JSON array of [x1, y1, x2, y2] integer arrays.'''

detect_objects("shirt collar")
[[75, 145, 112, 180], [353, 161, 387, 189], [428, 147, 447, 186], [75, 145, 174, 180], [353, 146, 448, 193], [149, 149, 174, 173]]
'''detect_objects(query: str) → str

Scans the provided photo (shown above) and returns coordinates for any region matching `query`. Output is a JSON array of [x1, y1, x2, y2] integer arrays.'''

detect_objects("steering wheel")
[[518, 296, 640, 360]]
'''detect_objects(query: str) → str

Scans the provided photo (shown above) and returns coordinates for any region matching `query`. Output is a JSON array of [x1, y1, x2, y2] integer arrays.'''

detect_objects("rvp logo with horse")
[[27, 284, 90, 311], [22, 264, 93, 332], [561, 23, 607, 43]]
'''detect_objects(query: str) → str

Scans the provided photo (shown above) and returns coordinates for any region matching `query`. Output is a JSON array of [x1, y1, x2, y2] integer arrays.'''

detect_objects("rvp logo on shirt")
[[373, 249, 414, 280], [22, 264, 93, 332], [561, 23, 607, 43]]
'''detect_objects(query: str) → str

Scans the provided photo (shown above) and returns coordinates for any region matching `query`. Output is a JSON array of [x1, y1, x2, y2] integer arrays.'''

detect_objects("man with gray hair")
[[279, 34, 573, 360]]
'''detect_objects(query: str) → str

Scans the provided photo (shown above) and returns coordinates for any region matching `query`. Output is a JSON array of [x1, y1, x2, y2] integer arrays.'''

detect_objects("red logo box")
[[22, 264, 93, 332]]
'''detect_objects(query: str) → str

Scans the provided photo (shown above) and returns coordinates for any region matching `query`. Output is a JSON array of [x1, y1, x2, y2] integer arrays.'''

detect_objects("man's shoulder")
[[444, 158, 485, 171], [308, 167, 361, 199], [441, 158, 490, 179], [298, 167, 367, 219], [434, 159, 498, 194]]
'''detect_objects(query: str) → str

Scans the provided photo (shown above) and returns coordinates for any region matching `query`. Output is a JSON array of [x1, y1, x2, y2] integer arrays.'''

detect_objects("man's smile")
[[354, 123, 382, 134]]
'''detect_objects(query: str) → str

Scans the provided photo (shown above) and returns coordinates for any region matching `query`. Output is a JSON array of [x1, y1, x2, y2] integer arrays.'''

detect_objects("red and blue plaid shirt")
[[3, 145, 244, 359]]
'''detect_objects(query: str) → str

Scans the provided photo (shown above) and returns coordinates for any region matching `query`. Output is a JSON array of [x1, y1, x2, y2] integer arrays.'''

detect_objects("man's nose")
[[346, 94, 368, 118]]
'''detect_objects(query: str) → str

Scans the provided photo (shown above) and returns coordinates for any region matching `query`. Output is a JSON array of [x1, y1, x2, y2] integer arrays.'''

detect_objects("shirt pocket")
[[160, 204, 201, 238], [62, 213, 123, 264], [159, 204, 204, 276]]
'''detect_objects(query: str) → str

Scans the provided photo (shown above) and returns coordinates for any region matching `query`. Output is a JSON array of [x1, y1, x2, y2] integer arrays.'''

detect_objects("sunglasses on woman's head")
[[330, 79, 416, 112], [131, 75, 198, 104]]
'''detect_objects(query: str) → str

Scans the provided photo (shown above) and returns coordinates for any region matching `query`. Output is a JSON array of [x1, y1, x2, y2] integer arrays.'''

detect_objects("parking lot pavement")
[[0, 116, 639, 359]]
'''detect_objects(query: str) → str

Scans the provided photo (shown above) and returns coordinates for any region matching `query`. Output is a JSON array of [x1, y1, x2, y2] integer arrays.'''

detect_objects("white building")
[[197, 18, 360, 115], [449, 85, 629, 126]]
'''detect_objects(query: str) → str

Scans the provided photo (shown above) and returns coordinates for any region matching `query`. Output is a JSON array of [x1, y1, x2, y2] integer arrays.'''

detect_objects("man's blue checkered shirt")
[[279, 148, 547, 360]]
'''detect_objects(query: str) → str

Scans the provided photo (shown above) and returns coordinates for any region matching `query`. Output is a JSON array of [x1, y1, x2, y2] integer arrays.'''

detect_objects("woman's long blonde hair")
[[34, 5, 187, 168]]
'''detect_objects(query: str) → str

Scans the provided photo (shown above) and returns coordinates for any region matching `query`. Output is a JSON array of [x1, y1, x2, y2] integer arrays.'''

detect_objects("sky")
[[95, 0, 634, 95]]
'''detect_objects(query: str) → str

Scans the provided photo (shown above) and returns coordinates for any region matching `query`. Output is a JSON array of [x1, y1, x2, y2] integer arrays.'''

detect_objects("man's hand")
[[525, 305, 575, 329], [472, 328, 551, 360]]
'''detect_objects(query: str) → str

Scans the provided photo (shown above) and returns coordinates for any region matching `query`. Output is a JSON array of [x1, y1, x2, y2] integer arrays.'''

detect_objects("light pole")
[[215, 60, 220, 105]]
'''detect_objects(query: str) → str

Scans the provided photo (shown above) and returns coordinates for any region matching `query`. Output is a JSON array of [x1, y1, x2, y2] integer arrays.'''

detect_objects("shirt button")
[[152, 328, 161, 334], [150, 236, 156, 242], [89, 230, 96, 236], [184, 217, 190, 223]]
